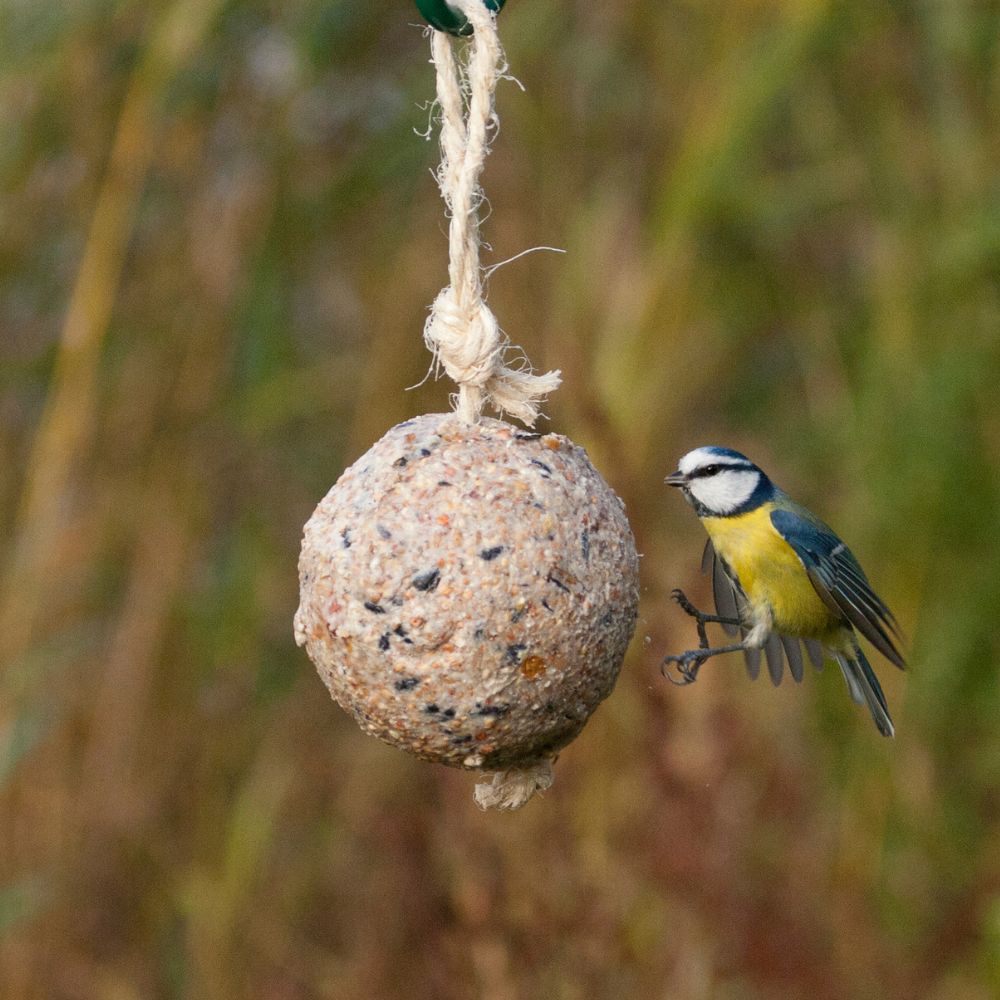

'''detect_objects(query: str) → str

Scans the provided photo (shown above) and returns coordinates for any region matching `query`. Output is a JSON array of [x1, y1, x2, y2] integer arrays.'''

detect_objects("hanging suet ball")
[[295, 413, 639, 799]]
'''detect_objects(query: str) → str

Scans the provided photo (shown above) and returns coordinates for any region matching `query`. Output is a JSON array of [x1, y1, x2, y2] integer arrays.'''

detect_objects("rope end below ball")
[[473, 759, 555, 811]]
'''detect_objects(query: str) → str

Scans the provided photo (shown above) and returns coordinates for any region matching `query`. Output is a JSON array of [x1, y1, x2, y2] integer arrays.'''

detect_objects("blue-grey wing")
[[804, 639, 825, 670], [769, 507, 905, 669], [781, 635, 805, 682], [702, 539, 740, 636]]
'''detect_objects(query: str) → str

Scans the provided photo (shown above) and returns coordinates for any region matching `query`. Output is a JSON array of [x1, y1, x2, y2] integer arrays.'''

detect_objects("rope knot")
[[424, 286, 502, 390]]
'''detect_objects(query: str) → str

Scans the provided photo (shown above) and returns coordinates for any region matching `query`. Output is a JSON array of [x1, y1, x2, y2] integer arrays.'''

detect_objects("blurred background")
[[3, 1, 1000, 997]]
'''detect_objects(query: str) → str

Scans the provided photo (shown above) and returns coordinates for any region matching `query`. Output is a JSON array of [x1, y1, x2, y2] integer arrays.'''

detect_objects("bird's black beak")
[[664, 470, 687, 488]]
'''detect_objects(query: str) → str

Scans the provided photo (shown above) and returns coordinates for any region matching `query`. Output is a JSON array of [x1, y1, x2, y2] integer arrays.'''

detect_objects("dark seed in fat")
[[505, 643, 527, 664], [474, 703, 510, 718], [411, 568, 441, 592]]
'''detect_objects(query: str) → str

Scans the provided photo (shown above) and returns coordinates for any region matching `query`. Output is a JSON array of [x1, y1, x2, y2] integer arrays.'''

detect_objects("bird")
[[662, 446, 905, 737]]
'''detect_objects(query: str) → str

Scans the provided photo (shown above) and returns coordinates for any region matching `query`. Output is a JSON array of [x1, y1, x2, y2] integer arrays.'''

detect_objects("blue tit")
[[663, 446, 905, 737]]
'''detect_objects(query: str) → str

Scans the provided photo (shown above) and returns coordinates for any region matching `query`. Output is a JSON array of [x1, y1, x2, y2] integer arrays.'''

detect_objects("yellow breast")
[[701, 503, 840, 641]]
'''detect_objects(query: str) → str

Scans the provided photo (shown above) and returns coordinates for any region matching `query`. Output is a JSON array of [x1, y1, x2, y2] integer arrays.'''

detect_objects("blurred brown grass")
[[3, 1, 1000, 997]]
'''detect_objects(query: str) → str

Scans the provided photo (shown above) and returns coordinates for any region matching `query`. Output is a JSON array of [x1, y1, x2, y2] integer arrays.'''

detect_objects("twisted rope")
[[423, 0, 561, 425]]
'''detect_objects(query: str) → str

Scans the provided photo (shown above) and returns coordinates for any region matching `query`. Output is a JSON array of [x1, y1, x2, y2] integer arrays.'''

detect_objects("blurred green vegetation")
[[2, 0, 1000, 997]]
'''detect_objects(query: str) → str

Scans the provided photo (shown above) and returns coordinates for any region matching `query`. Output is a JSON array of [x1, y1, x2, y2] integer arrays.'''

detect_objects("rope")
[[473, 759, 554, 811], [423, 0, 561, 426]]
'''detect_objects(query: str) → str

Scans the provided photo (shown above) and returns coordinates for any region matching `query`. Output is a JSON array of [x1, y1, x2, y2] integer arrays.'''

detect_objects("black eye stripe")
[[689, 462, 752, 479]]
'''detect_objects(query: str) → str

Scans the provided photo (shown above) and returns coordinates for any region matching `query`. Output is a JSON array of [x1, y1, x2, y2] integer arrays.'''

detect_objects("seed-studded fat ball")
[[294, 413, 639, 781]]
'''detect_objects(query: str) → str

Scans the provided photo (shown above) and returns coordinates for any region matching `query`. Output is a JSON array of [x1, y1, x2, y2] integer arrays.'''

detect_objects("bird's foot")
[[671, 588, 712, 649], [671, 588, 708, 621], [661, 648, 709, 686]]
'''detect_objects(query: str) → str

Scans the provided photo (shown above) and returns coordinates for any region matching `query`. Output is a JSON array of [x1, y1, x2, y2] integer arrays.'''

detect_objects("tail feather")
[[834, 654, 865, 704], [835, 647, 894, 738]]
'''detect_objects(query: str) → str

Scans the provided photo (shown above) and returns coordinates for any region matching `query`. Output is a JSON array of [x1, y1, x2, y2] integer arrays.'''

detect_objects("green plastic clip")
[[415, 0, 506, 37]]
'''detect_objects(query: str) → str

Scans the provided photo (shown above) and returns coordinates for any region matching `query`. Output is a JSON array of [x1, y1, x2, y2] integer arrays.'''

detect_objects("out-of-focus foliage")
[[2, 0, 1000, 997]]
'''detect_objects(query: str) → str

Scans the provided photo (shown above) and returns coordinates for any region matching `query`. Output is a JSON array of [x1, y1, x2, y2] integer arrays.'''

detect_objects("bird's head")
[[665, 446, 774, 517]]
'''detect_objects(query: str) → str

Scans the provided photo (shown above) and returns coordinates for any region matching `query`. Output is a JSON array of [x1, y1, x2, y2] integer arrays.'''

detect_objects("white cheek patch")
[[689, 470, 759, 515]]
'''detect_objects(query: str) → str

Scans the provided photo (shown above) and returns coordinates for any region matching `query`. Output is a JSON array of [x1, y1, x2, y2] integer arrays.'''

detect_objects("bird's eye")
[[703, 464, 720, 475]]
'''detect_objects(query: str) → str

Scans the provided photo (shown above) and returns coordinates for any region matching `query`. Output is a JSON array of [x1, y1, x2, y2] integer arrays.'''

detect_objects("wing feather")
[[702, 540, 741, 636], [804, 639, 825, 671], [781, 636, 805, 682], [770, 508, 905, 669], [806, 558, 903, 668], [701, 538, 714, 575], [764, 632, 784, 686], [713, 555, 741, 636], [827, 576, 904, 667], [702, 541, 763, 681], [831, 553, 901, 634]]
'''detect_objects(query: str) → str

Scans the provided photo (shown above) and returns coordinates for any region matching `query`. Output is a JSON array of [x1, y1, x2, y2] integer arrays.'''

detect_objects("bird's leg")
[[670, 588, 741, 650], [662, 640, 750, 686], [663, 589, 750, 686]]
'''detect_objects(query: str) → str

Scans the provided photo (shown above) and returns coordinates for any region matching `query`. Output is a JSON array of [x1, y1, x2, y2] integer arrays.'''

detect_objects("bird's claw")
[[671, 588, 702, 620], [670, 588, 712, 649], [661, 649, 707, 686]]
